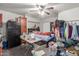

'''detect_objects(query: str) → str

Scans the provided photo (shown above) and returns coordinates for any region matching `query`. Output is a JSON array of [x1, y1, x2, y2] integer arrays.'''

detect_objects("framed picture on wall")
[[0, 14, 2, 27]]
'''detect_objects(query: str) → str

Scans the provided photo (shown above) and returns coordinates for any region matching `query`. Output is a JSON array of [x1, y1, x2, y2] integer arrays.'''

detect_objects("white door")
[[43, 22, 50, 32]]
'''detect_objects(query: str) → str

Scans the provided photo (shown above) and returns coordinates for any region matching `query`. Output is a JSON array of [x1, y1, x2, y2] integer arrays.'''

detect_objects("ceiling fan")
[[29, 4, 54, 15]]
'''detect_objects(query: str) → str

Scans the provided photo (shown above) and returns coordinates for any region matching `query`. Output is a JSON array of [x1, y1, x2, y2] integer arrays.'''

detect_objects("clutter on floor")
[[0, 19, 79, 56]]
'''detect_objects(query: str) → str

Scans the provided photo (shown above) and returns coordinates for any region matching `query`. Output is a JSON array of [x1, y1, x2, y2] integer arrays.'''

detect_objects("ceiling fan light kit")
[[36, 4, 54, 15]]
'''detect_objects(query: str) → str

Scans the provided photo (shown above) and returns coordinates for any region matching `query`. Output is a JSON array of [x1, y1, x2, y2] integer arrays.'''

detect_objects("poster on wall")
[[0, 14, 2, 27]]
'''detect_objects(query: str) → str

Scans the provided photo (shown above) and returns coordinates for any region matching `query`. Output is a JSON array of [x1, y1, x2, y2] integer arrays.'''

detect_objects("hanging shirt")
[[76, 26, 79, 37], [60, 27, 65, 38], [71, 24, 78, 40], [64, 24, 68, 39], [68, 25, 73, 39], [54, 27, 60, 40]]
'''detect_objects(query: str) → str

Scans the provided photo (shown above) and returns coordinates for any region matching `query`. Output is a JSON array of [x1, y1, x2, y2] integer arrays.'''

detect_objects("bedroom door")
[[21, 16, 27, 33]]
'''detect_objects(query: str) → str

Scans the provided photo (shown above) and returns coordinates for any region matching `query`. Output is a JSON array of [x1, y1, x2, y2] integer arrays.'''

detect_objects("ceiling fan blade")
[[47, 7, 54, 10], [44, 11, 50, 15]]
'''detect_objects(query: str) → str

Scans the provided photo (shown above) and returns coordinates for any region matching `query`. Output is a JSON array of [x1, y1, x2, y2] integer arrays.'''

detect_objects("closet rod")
[[65, 20, 79, 22]]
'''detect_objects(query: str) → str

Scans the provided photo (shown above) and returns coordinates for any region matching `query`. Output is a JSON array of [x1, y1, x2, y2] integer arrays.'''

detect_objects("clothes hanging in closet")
[[71, 24, 78, 39], [59, 21, 65, 38], [68, 25, 73, 39], [76, 25, 79, 40], [53, 20, 79, 40], [64, 24, 68, 39], [60, 27, 65, 38], [54, 27, 60, 40], [76, 25, 79, 37]]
